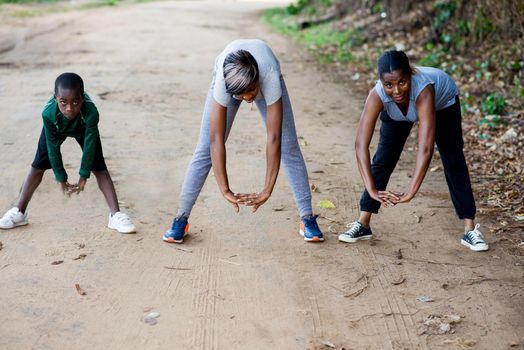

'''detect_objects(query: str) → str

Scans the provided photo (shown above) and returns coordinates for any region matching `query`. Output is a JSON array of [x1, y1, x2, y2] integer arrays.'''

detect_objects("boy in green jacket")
[[0, 73, 135, 233]]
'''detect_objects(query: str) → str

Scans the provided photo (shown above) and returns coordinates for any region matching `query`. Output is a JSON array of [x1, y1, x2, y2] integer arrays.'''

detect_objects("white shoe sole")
[[108, 224, 136, 234], [338, 234, 372, 243], [0, 220, 28, 230], [162, 232, 188, 243], [299, 229, 324, 242], [461, 239, 488, 251]]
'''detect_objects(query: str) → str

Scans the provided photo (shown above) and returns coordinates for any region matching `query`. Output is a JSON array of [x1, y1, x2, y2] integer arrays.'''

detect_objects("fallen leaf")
[[514, 214, 524, 221], [75, 283, 87, 296], [318, 199, 336, 209], [51, 260, 64, 265]]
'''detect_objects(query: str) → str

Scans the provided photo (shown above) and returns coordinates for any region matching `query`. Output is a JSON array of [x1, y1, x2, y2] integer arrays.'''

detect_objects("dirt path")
[[0, 1, 522, 349]]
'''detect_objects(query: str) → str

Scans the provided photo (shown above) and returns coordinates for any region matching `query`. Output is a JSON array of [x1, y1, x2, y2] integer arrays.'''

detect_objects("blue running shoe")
[[299, 215, 324, 242], [461, 224, 488, 251], [163, 216, 189, 244]]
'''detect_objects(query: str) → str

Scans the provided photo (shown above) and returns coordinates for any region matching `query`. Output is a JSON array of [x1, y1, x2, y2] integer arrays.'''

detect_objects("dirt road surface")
[[0, 1, 522, 349]]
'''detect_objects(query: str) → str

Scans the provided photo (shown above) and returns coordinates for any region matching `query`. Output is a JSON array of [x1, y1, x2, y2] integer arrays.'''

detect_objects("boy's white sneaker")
[[108, 212, 136, 234], [0, 207, 28, 229]]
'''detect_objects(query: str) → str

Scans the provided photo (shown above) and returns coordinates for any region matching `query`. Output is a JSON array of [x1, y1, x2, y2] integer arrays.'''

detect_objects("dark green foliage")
[[481, 92, 507, 115], [432, 0, 456, 31]]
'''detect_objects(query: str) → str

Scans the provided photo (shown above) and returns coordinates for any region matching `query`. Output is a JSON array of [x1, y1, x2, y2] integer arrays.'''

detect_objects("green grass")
[[262, 8, 300, 35], [263, 7, 364, 64], [78, 0, 120, 10]]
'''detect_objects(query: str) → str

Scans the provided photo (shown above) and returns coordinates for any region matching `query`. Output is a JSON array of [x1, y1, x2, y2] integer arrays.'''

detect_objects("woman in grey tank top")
[[338, 50, 488, 252], [162, 40, 324, 244]]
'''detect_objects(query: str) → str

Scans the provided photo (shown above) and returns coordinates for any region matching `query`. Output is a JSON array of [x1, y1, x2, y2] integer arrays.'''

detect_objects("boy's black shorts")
[[31, 128, 108, 173]]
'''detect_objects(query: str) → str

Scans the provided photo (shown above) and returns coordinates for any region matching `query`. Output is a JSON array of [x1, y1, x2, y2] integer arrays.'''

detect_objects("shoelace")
[[170, 217, 187, 232], [113, 213, 131, 225], [303, 215, 320, 230], [466, 224, 485, 244], [345, 221, 362, 237]]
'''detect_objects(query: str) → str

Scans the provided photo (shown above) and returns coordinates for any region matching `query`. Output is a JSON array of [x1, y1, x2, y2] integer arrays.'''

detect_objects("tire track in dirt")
[[366, 248, 426, 350], [189, 245, 219, 350]]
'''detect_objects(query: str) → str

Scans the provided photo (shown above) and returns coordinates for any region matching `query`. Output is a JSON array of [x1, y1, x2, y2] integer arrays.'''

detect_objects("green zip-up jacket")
[[42, 93, 100, 182]]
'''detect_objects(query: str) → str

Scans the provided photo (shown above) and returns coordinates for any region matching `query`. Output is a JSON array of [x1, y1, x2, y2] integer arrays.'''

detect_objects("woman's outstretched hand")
[[394, 191, 415, 204], [367, 189, 396, 207], [375, 190, 404, 207], [222, 190, 240, 213], [236, 191, 271, 213]]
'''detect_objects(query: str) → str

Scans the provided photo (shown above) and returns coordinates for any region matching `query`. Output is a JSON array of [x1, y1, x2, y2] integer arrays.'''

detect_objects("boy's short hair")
[[54, 72, 84, 95], [223, 50, 259, 95]]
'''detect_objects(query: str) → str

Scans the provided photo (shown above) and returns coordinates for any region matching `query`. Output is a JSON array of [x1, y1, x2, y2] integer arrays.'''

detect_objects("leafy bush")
[[285, 0, 309, 15], [432, 0, 457, 30], [481, 92, 506, 115], [419, 50, 445, 67], [473, 9, 495, 42]]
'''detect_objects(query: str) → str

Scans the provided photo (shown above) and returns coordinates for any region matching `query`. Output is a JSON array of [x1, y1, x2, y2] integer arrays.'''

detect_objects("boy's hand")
[[59, 181, 76, 196], [74, 177, 87, 194]]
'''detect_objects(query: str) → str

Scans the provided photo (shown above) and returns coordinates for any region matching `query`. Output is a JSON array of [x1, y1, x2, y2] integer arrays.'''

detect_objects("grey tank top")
[[375, 66, 459, 122]]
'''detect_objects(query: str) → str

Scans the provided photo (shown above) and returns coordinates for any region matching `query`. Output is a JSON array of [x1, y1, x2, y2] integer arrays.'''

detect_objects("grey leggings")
[[176, 75, 313, 218]]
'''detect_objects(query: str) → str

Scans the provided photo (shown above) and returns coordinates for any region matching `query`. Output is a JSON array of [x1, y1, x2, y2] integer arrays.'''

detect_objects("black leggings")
[[359, 98, 476, 219]]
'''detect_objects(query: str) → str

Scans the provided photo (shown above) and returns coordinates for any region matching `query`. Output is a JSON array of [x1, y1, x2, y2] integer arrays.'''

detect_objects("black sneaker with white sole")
[[338, 221, 373, 243], [461, 224, 488, 251]]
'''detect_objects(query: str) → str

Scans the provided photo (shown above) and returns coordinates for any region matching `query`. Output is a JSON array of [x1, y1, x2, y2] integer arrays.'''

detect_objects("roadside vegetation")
[[264, 0, 523, 242]]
